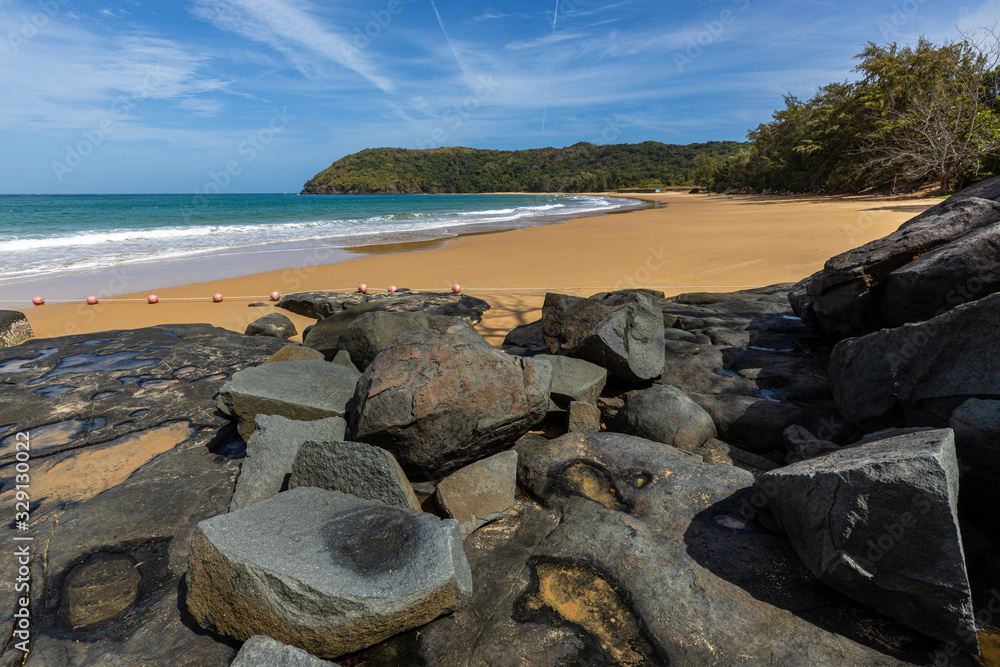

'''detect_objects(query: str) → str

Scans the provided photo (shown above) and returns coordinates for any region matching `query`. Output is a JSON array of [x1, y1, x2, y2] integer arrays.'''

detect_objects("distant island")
[[300, 141, 744, 194]]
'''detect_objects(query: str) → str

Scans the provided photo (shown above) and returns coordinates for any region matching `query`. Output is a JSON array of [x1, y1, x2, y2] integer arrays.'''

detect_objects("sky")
[[1, 0, 998, 194]]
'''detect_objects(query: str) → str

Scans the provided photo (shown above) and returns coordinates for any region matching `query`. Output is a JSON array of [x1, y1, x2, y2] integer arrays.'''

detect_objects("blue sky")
[[1, 0, 997, 193]]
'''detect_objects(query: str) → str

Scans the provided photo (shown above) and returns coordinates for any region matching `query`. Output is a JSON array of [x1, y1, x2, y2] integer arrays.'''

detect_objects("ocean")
[[0, 193, 640, 297]]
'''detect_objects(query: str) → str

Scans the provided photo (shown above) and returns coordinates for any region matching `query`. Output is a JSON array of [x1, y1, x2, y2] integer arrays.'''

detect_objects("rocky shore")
[[1, 178, 999, 666]]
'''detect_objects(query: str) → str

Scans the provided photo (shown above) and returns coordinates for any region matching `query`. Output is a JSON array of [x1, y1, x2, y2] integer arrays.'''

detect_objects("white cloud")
[[189, 0, 394, 92]]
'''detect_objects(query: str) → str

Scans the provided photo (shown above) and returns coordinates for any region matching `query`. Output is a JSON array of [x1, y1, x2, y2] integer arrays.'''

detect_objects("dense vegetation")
[[695, 33, 1000, 195], [301, 141, 745, 194]]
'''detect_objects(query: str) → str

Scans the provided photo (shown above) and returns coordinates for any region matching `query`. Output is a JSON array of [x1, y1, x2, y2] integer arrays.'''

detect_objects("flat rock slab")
[[755, 428, 977, 652], [219, 359, 361, 440], [434, 450, 517, 537], [566, 400, 601, 433], [277, 290, 490, 323], [231, 636, 340, 666], [230, 414, 347, 511], [357, 432, 940, 665], [0, 310, 32, 348], [532, 354, 607, 409], [350, 321, 549, 477], [186, 487, 472, 659], [266, 344, 326, 363], [289, 439, 421, 511], [542, 291, 665, 382], [0, 324, 290, 665]]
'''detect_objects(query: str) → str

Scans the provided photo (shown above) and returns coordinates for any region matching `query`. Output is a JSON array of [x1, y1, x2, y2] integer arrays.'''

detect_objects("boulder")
[[541, 291, 664, 382], [337, 311, 458, 370], [266, 344, 325, 363], [501, 319, 547, 352], [0, 324, 289, 665], [288, 440, 421, 512], [219, 360, 361, 441], [302, 303, 383, 360], [566, 400, 602, 433], [611, 384, 717, 452], [532, 354, 607, 409], [754, 428, 977, 652], [882, 222, 1000, 327], [350, 321, 549, 476], [949, 399, 1000, 521], [276, 291, 359, 319], [830, 292, 1000, 429], [279, 290, 491, 324], [0, 310, 32, 348], [231, 636, 339, 666], [796, 193, 1000, 338], [434, 451, 517, 537], [331, 349, 359, 372], [230, 414, 347, 511], [361, 432, 939, 665], [245, 313, 297, 339], [185, 487, 472, 659]]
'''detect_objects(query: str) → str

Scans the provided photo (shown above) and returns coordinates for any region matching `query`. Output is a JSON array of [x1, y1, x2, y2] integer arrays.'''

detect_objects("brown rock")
[[266, 345, 326, 363], [567, 401, 602, 433], [434, 451, 517, 537]]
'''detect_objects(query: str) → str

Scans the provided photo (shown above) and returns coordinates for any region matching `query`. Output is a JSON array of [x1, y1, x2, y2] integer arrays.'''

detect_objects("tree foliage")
[[301, 141, 745, 194]]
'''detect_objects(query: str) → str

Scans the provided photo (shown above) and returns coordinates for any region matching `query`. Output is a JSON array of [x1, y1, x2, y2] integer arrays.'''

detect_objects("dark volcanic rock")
[[830, 292, 1000, 429], [434, 450, 517, 538], [303, 303, 383, 360], [0, 323, 289, 666], [356, 432, 940, 665], [611, 384, 717, 451], [245, 312, 297, 339], [950, 399, 1000, 522], [350, 321, 549, 476], [0, 310, 32, 348], [186, 487, 472, 659], [755, 429, 977, 652], [279, 290, 490, 323], [532, 353, 607, 409], [541, 291, 665, 382], [796, 194, 1000, 338], [231, 636, 340, 666], [337, 311, 459, 370]]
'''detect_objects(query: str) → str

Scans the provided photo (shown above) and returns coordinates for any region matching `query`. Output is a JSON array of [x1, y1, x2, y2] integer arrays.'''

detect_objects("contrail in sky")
[[541, 0, 561, 131], [429, 0, 472, 86]]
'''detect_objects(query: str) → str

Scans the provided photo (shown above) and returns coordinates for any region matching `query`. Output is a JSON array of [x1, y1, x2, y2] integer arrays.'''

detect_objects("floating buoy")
[[388, 285, 397, 293], [452, 284, 462, 294], [270, 291, 281, 301], [86, 295, 99, 305], [212, 293, 224, 303], [31, 296, 44, 306], [358, 283, 368, 294], [147, 294, 159, 304]]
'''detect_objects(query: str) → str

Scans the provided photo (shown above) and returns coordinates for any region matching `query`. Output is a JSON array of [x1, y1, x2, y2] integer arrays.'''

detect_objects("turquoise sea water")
[[0, 193, 638, 286]]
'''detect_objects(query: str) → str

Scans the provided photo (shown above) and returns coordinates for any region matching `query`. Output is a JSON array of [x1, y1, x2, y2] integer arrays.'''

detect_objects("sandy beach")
[[12, 192, 938, 345]]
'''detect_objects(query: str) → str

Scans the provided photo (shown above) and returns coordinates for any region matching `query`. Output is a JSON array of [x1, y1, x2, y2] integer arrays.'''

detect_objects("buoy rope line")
[[3, 285, 765, 306]]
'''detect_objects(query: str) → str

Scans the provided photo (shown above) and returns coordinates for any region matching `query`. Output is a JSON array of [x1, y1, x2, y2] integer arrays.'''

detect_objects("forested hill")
[[301, 141, 745, 194]]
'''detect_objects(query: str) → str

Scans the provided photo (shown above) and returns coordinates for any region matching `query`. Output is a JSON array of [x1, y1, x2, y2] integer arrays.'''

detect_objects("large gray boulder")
[[611, 384, 717, 452], [541, 291, 665, 382], [949, 398, 1000, 521], [337, 311, 458, 370], [755, 429, 977, 652], [302, 303, 383, 360], [794, 191, 1000, 338], [231, 636, 339, 666], [186, 487, 472, 660], [230, 414, 347, 511], [245, 313, 297, 339], [288, 440, 421, 512], [830, 292, 1000, 429], [360, 432, 937, 665], [350, 321, 549, 476], [218, 360, 361, 440], [0, 310, 32, 348], [532, 354, 607, 409]]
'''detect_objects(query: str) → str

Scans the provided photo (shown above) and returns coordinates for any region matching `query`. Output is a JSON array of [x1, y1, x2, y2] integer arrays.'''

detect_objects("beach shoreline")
[[10, 192, 939, 345]]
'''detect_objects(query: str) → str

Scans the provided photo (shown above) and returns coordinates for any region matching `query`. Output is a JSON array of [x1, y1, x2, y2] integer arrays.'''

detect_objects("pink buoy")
[[358, 283, 368, 294], [31, 296, 44, 306], [452, 284, 462, 294], [86, 295, 99, 305], [388, 285, 397, 293], [212, 293, 224, 303], [147, 294, 159, 304], [270, 291, 281, 301]]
